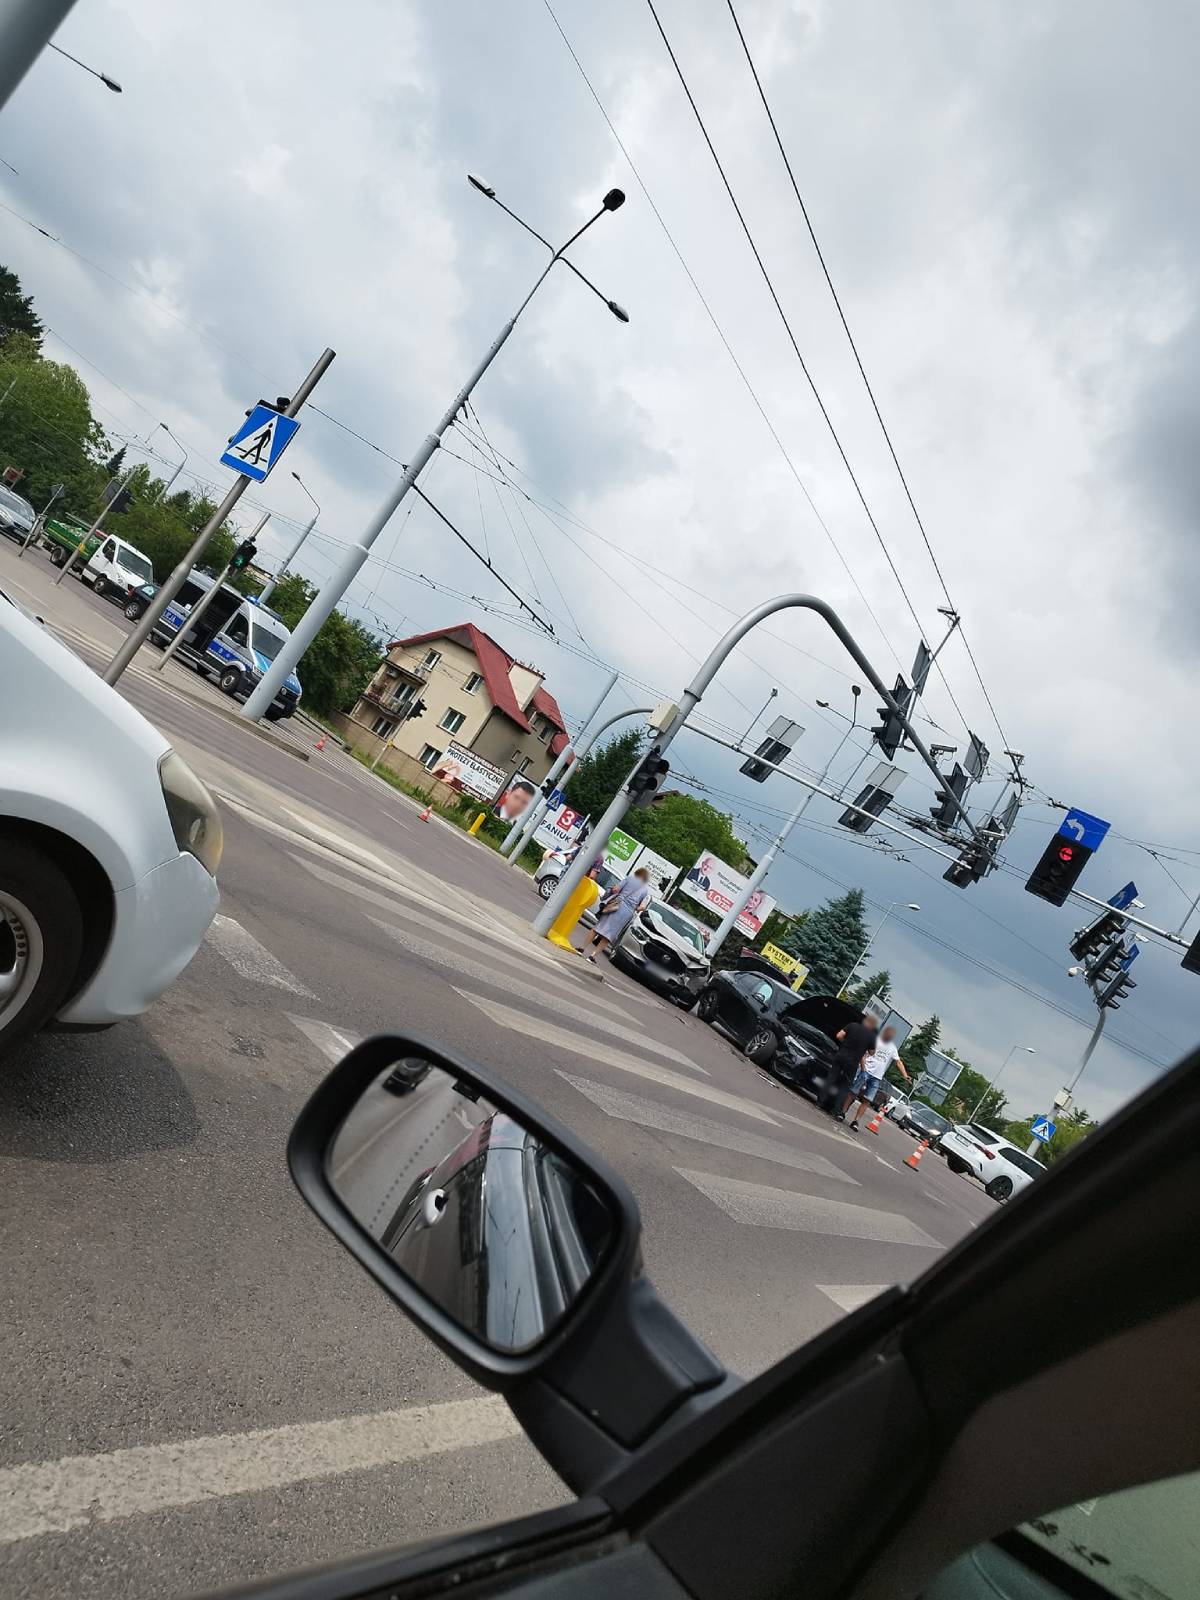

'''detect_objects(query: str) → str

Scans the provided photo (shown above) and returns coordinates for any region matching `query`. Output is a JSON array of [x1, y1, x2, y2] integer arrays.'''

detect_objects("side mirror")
[[288, 1035, 732, 1492]]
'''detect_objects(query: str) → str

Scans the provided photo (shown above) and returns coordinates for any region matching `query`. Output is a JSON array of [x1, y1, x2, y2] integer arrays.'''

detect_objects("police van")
[[150, 571, 302, 721]]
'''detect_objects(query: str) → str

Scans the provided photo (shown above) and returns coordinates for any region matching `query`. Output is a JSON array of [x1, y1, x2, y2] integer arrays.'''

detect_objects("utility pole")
[[153, 513, 268, 672], [239, 177, 628, 723], [500, 669, 619, 856], [17, 482, 64, 557], [259, 471, 318, 605], [1028, 1014, 1105, 1156], [705, 687, 861, 958], [0, 0, 78, 112], [104, 349, 334, 686], [53, 465, 136, 585]]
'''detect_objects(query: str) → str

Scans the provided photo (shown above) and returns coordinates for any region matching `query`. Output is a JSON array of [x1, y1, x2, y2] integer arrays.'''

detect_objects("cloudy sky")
[[4, 0, 1197, 1119]]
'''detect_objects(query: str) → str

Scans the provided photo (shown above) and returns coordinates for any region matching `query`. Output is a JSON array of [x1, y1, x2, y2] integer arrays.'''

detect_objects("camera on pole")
[[628, 746, 670, 808]]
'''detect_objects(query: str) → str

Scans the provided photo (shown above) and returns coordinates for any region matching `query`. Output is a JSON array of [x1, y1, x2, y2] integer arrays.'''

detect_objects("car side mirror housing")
[[288, 1034, 732, 1491]]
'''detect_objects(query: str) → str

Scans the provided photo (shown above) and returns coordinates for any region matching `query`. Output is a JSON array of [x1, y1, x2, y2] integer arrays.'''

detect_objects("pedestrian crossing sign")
[[1030, 1116, 1056, 1143], [220, 404, 300, 482]]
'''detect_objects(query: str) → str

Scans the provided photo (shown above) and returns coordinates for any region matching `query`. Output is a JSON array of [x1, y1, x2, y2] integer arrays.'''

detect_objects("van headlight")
[[158, 751, 224, 876]]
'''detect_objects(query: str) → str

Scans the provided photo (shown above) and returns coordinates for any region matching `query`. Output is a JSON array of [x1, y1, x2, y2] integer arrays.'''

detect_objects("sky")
[[2, 0, 1197, 1122]]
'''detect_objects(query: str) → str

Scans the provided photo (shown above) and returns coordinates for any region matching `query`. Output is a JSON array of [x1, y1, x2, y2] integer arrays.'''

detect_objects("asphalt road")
[[0, 540, 996, 1599]]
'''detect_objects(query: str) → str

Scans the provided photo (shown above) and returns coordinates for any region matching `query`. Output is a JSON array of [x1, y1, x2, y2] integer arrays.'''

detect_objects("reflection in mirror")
[[327, 1058, 616, 1353]]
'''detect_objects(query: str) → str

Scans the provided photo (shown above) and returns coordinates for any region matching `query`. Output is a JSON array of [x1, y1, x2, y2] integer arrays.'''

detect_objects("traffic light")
[[253, 397, 290, 415], [930, 763, 968, 830], [404, 698, 427, 722], [628, 746, 670, 808], [1069, 909, 1127, 963], [1084, 936, 1127, 990], [229, 538, 257, 573], [739, 716, 802, 783], [942, 837, 993, 888], [871, 676, 911, 761], [1182, 928, 1200, 976], [1025, 832, 1092, 906], [104, 478, 133, 516], [1093, 962, 1136, 1010]]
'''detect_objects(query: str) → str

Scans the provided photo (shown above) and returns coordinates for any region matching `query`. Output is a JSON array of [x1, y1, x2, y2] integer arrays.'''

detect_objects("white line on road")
[[459, 991, 782, 1124], [205, 915, 316, 998], [287, 1015, 363, 1065], [676, 1169, 942, 1247], [559, 1074, 858, 1184], [0, 1397, 520, 1545], [371, 918, 697, 1065], [815, 1285, 891, 1314]]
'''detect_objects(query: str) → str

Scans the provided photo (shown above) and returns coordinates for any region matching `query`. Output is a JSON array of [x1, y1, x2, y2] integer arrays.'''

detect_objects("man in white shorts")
[[842, 1024, 910, 1131]]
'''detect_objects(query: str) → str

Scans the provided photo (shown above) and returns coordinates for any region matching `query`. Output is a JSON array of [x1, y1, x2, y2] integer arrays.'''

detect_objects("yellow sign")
[[790, 964, 809, 991], [761, 942, 799, 975]]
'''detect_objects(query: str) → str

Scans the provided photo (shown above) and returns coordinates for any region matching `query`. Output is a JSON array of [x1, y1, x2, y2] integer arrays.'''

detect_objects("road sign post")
[[103, 349, 334, 686]]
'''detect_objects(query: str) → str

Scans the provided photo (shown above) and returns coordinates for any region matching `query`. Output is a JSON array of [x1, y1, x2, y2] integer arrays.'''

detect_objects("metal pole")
[[533, 592, 975, 939], [17, 483, 63, 556], [500, 668, 619, 855], [153, 512, 268, 672], [103, 348, 334, 685], [0, 377, 15, 411], [53, 465, 135, 585], [967, 1043, 1026, 1122], [0, 0, 77, 111], [835, 904, 895, 998], [706, 708, 860, 958], [1028, 1011, 1105, 1155], [258, 509, 317, 605]]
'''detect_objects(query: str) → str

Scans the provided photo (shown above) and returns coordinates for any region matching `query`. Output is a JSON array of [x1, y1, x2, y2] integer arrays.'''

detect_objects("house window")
[[389, 682, 414, 709], [420, 648, 441, 673], [518, 756, 533, 774], [372, 716, 396, 738], [536, 719, 552, 744], [418, 744, 442, 770], [464, 671, 484, 695], [439, 708, 466, 735]]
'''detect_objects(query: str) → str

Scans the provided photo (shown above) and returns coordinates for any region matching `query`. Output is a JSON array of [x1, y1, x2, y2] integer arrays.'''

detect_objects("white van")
[[82, 533, 155, 603]]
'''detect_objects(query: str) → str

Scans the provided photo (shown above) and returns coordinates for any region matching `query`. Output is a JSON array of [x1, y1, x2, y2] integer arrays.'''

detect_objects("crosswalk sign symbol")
[[220, 404, 300, 482], [1030, 1116, 1056, 1144]]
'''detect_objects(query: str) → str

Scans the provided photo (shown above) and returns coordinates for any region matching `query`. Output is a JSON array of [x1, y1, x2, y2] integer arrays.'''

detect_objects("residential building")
[[345, 622, 569, 786]]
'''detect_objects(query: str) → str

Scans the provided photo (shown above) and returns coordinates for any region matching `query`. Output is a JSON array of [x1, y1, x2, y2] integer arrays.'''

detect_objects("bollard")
[[468, 812, 485, 836], [545, 876, 600, 952]]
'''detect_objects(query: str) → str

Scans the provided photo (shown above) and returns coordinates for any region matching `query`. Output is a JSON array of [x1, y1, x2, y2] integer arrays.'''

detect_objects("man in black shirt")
[[824, 1013, 878, 1120]]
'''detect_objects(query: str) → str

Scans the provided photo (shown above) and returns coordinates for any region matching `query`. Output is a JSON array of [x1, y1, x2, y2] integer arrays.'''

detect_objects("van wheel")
[[263, 708, 284, 722], [0, 840, 84, 1052], [218, 667, 244, 696], [92, 576, 108, 598]]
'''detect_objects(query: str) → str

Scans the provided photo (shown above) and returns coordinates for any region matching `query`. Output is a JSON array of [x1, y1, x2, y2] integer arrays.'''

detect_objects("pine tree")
[[903, 1015, 941, 1077], [778, 888, 868, 995], [846, 968, 891, 1007], [105, 445, 127, 477], [0, 265, 44, 347]]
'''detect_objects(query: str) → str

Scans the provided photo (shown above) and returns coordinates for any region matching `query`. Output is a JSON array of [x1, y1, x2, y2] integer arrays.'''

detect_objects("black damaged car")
[[695, 971, 860, 1105]]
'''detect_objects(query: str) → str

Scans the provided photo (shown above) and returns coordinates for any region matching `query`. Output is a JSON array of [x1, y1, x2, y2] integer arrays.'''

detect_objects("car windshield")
[[649, 904, 706, 952], [115, 546, 153, 582], [0, 486, 34, 522], [250, 618, 288, 662], [914, 1106, 953, 1134]]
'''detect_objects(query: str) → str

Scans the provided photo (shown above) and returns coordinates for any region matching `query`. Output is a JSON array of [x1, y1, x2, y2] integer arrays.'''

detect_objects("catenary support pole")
[[18, 483, 64, 556], [501, 669, 619, 856], [104, 349, 334, 685], [258, 509, 317, 605], [0, 0, 77, 111], [53, 466, 136, 585]]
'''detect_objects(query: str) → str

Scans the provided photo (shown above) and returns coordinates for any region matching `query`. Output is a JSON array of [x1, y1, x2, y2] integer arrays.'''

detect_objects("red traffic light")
[[1058, 845, 1075, 862]]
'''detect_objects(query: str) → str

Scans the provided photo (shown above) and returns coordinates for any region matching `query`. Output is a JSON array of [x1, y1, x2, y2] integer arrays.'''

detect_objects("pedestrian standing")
[[824, 1011, 877, 1119], [842, 1024, 910, 1131], [583, 866, 652, 963]]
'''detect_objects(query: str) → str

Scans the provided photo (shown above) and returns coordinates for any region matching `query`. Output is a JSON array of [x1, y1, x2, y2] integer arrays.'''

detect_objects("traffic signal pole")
[[1028, 1010, 1106, 1156], [103, 348, 334, 687], [534, 591, 975, 939], [152, 513, 268, 672]]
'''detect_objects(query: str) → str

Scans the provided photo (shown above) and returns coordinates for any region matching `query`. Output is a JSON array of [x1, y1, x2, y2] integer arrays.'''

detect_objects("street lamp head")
[[602, 188, 626, 211], [851, 684, 862, 698], [291, 471, 302, 482], [467, 173, 496, 199], [1024, 1046, 1036, 1053], [606, 299, 630, 323], [816, 700, 829, 709], [906, 903, 921, 911], [101, 75, 123, 93]]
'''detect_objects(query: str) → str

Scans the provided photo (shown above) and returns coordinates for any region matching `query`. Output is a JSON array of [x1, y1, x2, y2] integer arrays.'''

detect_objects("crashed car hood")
[[640, 911, 709, 968]]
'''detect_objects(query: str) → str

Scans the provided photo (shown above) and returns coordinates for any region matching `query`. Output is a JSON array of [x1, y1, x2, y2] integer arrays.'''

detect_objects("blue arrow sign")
[[220, 405, 300, 483], [1030, 1116, 1056, 1144], [1120, 942, 1141, 970], [1058, 808, 1110, 852], [1107, 881, 1138, 911]]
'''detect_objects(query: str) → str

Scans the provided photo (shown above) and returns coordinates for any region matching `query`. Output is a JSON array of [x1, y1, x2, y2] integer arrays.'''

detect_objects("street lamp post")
[[47, 40, 121, 91], [258, 471, 319, 605], [240, 175, 628, 722], [968, 1044, 1034, 1122], [706, 686, 862, 958], [146, 422, 187, 495], [836, 901, 922, 997], [499, 668, 620, 857]]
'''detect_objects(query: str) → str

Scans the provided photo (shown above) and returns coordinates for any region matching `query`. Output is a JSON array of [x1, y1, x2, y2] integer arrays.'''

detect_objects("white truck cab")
[[83, 533, 155, 602]]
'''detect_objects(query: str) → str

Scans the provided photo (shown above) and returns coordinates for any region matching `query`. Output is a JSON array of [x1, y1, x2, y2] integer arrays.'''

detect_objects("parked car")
[[150, 572, 302, 720], [0, 484, 36, 543], [0, 594, 223, 1051], [941, 1121, 1048, 1202], [534, 850, 616, 905], [81, 532, 155, 601], [613, 898, 711, 1006], [122, 580, 158, 620], [885, 1087, 914, 1119], [895, 1099, 955, 1148], [695, 969, 860, 1080]]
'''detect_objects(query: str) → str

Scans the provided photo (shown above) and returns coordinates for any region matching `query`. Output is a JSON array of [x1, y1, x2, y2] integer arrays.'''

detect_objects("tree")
[[903, 1015, 941, 1078], [563, 728, 645, 821], [262, 572, 383, 717], [846, 968, 891, 1007], [0, 265, 44, 348], [0, 332, 109, 512], [627, 793, 746, 883], [778, 888, 868, 996], [104, 445, 127, 477]]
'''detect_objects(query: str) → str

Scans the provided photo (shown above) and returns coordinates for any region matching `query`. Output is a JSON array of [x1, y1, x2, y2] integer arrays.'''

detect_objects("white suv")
[[940, 1121, 1047, 1202], [1, 591, 222, 1051]]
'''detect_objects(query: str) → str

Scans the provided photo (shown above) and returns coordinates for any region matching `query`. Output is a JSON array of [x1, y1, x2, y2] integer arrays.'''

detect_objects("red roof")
[[388, 624, 567, 743]]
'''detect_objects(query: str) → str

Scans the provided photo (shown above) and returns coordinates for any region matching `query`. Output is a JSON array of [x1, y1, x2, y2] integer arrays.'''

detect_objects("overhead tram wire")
[[641, 0, 982, 745], [722, 0, 1014, 757], [407, 483, 556, 636]]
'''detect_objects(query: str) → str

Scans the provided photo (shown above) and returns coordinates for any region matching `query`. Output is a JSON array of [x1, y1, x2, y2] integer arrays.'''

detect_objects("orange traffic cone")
[[314, 734, 327, 751], [904, 1138, 929, 1171], [866, 1108, 883, 1135], [418, 805, 432, 822]]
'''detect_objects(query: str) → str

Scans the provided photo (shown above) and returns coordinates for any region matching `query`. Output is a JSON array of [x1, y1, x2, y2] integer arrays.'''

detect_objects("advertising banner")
[[533, 802, 588, 854], [633, 847, 680, 896], [492, 771, 539, 824], [679, 853, 776, 938], [431, 742, 506, 802], [602, 827, 642, 874], [761, 942, 800, 975]]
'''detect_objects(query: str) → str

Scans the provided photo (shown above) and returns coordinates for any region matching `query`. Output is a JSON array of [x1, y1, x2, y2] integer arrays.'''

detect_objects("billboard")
[[634, 847, 679, 896], [533, 802, 588, 853], [915, 1048, 963, 1106], [492, 771, 538, 824], [679, 853, 777, 939], [430, 742, 506, 802], [602, 827, 642, 874]]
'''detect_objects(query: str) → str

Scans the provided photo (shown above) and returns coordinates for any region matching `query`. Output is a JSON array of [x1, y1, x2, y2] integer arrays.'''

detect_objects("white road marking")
[[815, 1285, 891, 1314], [923, 1190, 951, 1208], [559, 1075, 858, 1184], [287, 1015, 362, 1065], [205, 915, 315, 998], [370, 919, 696, 1066], [675, 1169, 942, 1247], [0, 1396, 519, 1545], [458, 991, 786, 1123]]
